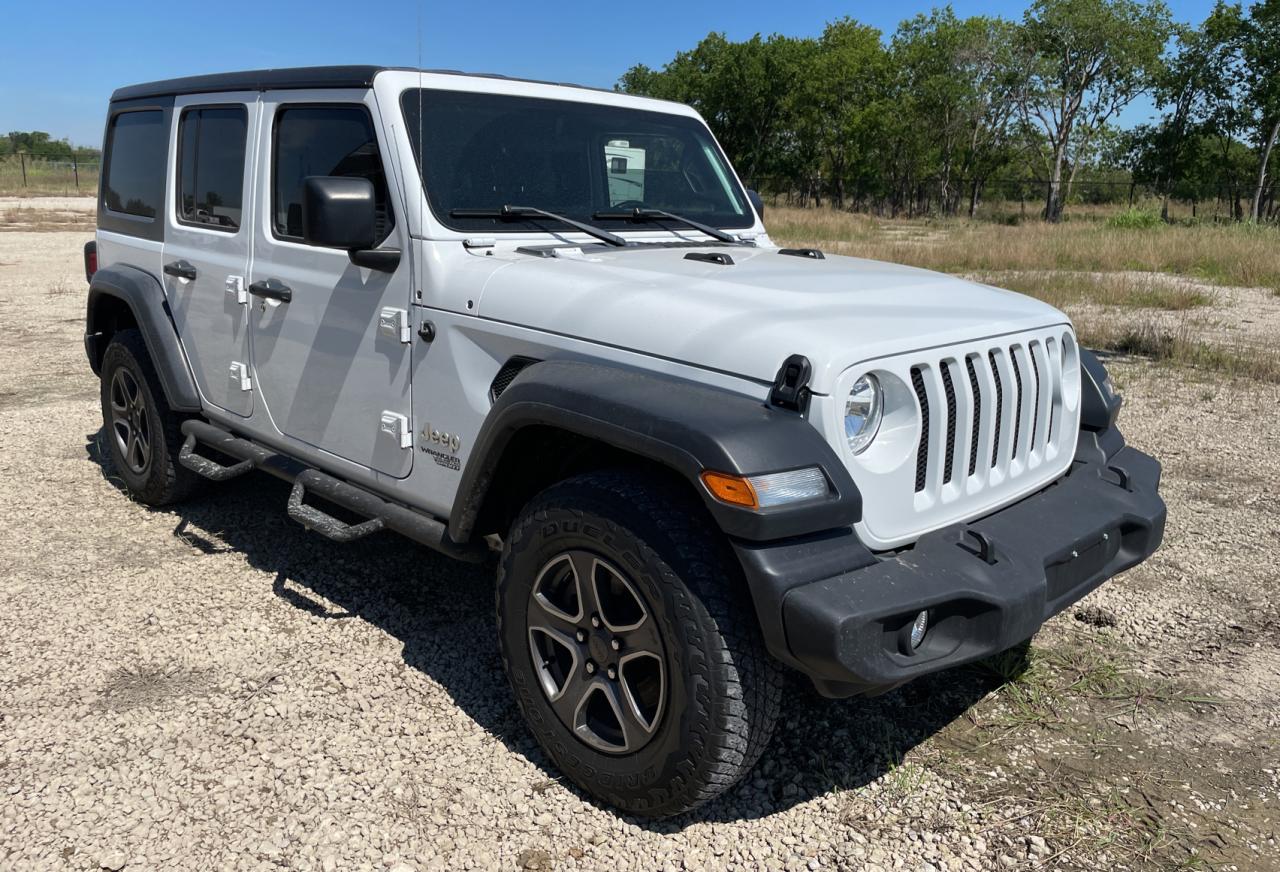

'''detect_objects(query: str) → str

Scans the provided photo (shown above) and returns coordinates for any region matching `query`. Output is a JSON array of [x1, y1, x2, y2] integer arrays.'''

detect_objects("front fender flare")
[[86, 264, 201, 412], [448, 360, 861, 543]]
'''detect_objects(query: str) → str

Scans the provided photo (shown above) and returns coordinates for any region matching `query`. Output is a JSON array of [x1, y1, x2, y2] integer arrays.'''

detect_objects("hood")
[[473, 244, 1070, 394]]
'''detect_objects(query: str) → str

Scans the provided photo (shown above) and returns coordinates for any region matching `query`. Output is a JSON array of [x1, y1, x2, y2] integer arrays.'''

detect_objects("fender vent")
[[489, 356, 538, 402]]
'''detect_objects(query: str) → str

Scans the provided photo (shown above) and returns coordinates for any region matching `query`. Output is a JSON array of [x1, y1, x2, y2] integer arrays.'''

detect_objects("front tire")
[[99, 329, 200, 506], [497, 470, 782, 817]]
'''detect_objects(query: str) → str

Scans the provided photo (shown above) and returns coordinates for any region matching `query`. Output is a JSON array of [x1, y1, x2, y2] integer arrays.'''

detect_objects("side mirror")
[[746, 188, 765, 221], [302, 176, 401, 272]]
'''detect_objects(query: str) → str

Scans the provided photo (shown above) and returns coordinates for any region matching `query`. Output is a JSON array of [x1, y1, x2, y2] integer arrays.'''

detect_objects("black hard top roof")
[[110, 65, 619, 102]]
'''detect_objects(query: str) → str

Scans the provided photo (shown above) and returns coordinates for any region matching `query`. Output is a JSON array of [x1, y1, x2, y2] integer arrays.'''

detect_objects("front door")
[[163, 95, 256, 417], [247, 92, 413, 478]]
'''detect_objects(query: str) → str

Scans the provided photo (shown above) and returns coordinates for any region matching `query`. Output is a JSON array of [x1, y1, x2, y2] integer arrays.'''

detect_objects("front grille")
[[911, 336, 1066, 504]]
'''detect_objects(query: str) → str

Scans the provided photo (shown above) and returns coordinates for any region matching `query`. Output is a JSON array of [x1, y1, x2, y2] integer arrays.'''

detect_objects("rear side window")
[[177, 107, 248, 231], [272, 105, 393, 243], [103, 110, 166, 219]]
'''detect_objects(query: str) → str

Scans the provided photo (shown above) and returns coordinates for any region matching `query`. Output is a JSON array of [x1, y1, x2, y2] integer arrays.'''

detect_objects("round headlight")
[[845, 374, 883, 455]]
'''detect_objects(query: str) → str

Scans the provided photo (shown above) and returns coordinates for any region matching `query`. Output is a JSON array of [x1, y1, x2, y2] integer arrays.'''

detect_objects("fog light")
[[909, 610, 929, 649]]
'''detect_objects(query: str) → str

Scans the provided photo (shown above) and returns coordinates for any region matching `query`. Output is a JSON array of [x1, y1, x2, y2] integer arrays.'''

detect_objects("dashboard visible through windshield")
[[400, 88, 752, 234]]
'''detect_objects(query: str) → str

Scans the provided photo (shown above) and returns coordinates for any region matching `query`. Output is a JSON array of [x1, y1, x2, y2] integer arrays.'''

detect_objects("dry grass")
[[0, 158, 98, 198], [769, 206, 1280, 293], [0, 206, 95, 232], [972, 271, 1214, 311], [770, 206, 1280, 383]]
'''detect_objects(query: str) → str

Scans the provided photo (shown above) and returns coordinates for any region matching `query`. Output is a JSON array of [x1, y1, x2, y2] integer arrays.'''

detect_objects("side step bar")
[[179, 420, 483, 562]]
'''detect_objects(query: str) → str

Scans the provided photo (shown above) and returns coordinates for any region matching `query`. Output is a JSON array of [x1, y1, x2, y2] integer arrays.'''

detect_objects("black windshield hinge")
[[770, 354, 812, 414]]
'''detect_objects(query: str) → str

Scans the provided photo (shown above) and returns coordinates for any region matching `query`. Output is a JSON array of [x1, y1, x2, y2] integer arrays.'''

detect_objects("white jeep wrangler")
[[84, 66, 1166, 817]]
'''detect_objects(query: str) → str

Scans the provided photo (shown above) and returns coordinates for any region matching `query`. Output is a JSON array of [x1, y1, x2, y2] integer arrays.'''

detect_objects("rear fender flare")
[[86, 263, 201, 412]]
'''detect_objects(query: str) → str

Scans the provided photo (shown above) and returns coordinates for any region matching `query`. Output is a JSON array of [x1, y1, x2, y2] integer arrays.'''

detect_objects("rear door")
[[163, 95, 256, 416], [246, 92, 413, 477]]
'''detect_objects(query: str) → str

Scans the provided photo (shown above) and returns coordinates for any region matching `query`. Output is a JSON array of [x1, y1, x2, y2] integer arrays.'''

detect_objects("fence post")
[[73, 154, 79, 191], [19, 152, 27, 187]]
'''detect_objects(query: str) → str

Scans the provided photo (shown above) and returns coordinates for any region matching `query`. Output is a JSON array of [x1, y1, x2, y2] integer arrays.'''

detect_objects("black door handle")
[[248, 279, 292, 303], [164, 260, 197, 280]]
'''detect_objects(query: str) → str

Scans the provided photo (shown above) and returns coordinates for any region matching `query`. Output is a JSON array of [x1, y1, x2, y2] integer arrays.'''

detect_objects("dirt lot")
[[1, 199, 1277, 871]]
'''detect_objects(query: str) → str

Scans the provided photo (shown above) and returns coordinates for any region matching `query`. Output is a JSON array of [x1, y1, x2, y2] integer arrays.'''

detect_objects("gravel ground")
[[1, 208, 1277, 871]]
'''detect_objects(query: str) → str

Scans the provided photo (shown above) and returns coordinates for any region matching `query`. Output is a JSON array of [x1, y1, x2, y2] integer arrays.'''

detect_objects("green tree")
[[1243, 0, 1280, 220], [892, 9, 1022, 216], [1016, 0, 1173, 221]]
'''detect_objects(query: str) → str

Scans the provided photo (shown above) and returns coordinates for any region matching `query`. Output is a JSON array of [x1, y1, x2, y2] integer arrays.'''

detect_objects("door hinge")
[[378, 307, 411, 344], [225, 275, 248, 305], [229, 361, 252, 392], [379, 411, 413, 449]]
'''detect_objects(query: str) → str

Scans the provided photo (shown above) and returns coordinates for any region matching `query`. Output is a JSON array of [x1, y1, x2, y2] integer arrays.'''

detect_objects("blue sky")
[[2, 0, 1219, 147]]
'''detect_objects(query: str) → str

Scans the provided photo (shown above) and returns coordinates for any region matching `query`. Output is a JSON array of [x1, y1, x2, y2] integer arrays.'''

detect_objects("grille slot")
[[1029, 342, 1043, 447], [941, 362, 958, 484], [989, 350, 1003, 467], [965, 356, 982, 477], [1010, 348, 1025, 460], [910, 366, 929, 493]]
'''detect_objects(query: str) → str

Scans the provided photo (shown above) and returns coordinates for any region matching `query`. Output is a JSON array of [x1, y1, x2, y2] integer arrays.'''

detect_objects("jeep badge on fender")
[[84, 66, 1166, 818]]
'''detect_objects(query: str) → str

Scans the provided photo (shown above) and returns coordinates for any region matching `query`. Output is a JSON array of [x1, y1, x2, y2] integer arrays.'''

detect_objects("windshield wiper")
[[449, 205, 627, 247], [592, 207, 740, 245]]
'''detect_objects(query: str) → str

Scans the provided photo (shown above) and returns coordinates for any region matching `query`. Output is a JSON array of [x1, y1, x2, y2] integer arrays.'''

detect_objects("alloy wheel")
[[109, 368, 151, 475], [527, 550, 667, 754]]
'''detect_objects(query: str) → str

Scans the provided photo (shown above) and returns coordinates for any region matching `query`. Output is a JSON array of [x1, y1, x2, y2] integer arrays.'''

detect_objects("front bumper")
[[734, 443, 1166, 697]]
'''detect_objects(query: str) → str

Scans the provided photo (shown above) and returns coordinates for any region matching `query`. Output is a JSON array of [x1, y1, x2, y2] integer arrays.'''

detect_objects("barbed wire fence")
[[0, 150, 101, 193]]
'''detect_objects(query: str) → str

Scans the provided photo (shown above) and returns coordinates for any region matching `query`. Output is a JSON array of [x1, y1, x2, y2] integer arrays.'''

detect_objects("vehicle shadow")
[[85, 428, 1027, 829]]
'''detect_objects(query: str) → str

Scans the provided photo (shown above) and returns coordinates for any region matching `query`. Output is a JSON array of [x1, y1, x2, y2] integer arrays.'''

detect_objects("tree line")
[[618, 0, 1280, 222], [1, 131, 100, 162]]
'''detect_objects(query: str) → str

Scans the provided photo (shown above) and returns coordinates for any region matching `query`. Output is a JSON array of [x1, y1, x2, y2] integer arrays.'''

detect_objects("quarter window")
[[103, 110, 166, 219], [177, 107, 248, 231], [272, 105, 393, 243]]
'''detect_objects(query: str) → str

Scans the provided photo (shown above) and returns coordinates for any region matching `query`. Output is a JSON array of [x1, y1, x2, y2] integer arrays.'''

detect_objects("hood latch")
[[770, 354, 812, 414]]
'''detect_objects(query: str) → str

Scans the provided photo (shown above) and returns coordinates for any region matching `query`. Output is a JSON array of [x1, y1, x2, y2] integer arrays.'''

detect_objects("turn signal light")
[[700, 471, 758, 508]]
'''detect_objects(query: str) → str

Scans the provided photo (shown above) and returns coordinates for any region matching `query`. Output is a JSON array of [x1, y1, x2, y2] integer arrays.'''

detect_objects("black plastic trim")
[[778, 248, 825, 260], [449, 360, 862, 543], [738, 444, 1164, 698], [85, 264, 201, 412], [1079, 348, 1123, 431], [111, 66, 638, 103]]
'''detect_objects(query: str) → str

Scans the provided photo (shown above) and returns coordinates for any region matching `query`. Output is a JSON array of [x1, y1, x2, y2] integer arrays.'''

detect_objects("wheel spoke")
[[551, 668, 596, 726], [567, 551, 604, 618], [618, 615, 663, 658], [597, 679, 648, 751], [594, 560, 648, 632], [618, 651, 665, 733]]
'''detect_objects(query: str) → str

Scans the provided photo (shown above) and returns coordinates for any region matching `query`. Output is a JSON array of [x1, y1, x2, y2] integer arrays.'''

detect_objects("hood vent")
[[684, 251, 734, 266]]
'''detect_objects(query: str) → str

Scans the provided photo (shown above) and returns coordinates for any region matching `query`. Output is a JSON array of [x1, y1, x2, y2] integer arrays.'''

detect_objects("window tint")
[[272, 105, 393, 242], [177, 107, 248, 231], [103, 110, 166, 219]]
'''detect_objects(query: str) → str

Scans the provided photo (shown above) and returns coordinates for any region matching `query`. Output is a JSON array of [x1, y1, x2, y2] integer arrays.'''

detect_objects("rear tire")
[[99, 329, 200, 506], [496, 470, 782, 817]]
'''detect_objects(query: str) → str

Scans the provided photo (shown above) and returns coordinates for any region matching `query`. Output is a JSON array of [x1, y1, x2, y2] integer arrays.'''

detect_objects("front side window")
[[103, 110, 166, 219], [400, 89, 750, 233], [272, 105, 394, 243], [177, 106, 248, 231]]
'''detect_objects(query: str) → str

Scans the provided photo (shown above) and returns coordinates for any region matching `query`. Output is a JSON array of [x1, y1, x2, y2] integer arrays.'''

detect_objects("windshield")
[[400, 89, 751, 234]]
